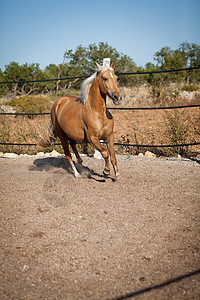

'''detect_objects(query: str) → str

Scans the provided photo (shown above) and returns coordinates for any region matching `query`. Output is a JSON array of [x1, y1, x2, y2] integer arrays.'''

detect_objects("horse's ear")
[[96, 62, 103, 71], [111, 61, 115, 69]]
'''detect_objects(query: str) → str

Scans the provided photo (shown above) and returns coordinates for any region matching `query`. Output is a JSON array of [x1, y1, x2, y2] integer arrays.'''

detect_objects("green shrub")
[[163, 110, 189, 156], [8, 95, 52, 114], [182, 84, 199, 92]]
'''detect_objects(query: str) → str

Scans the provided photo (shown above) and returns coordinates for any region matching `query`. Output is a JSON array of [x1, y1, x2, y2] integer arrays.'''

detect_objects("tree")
[[4, 62, 25, 96], [154, 46, 186, 69], [0, 42, 199, 97], [153, 42, 200, 84], [179, 42, 200, 67], [0, 68, 7, 96], [3, 62, 48, 96], [64, 42, 137, 87], [153, 46, 186, 84], [178, 42, 200, 83]]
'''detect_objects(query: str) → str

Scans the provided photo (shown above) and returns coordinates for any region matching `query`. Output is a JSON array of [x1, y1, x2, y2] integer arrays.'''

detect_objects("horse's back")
[[52, 95, 77, 113]]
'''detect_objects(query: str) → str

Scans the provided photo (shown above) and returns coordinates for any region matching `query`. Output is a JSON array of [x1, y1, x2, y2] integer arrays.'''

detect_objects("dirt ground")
[[0, 154, 200, 300]]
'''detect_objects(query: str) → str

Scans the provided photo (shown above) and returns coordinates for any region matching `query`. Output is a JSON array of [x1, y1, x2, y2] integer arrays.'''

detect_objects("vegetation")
[[8, 95, 52, 115], [0, 42, 199, 97]]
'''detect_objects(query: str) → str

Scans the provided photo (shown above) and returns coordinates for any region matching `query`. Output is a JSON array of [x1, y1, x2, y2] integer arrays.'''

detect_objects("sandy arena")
[[0, 154, 200, 299]]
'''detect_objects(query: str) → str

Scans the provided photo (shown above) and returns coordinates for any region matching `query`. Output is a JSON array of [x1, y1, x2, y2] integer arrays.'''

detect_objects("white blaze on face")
[[110, 72, 114, 79]]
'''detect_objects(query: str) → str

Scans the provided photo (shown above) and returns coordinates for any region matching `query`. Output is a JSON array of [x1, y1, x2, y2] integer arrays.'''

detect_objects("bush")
[[163, 110, 189, 156], [182, 84, 199, 92], [8, 95, 52, 115]]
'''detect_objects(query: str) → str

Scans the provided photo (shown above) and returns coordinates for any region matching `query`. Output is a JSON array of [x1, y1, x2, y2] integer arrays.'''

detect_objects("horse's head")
[[96, 62, 122, 105]]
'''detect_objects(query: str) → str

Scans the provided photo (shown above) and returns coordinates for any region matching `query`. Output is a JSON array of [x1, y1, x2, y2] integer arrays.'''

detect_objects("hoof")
[[74, 172, 81, 178], [103, 168, 110, 176], [73, 168, 80, 178]]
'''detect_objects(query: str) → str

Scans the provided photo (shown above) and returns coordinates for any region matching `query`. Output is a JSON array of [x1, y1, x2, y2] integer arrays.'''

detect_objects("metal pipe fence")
[[0, 66, 199, 85]]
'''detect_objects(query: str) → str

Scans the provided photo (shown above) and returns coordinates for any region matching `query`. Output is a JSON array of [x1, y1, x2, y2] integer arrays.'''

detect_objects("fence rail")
[[0, 142, 199, 148], [0, 104, 199, 116], [0, 66, 199, 85]]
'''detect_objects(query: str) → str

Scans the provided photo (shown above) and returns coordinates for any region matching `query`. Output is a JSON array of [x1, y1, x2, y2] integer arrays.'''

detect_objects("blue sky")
[[0, 0, 199, 71]]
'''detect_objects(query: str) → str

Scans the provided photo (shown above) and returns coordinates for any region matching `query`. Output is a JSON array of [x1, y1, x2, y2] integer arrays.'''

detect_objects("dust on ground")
[[0, 154, 200, 300]]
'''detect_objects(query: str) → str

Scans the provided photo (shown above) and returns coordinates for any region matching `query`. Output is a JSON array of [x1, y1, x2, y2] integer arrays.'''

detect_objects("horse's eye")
[[103, 77, 108, 81]]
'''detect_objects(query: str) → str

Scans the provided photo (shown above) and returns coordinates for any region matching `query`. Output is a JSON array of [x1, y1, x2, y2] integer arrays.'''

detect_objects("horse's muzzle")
[[109, 92, 122, 105]]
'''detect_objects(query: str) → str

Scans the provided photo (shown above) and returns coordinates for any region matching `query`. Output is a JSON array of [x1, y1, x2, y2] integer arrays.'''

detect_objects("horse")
[[38, 61, 121, 178]]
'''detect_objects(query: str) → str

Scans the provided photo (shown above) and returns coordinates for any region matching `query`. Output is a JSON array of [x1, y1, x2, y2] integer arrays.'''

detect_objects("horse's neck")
[[88, 79, 106, 113]]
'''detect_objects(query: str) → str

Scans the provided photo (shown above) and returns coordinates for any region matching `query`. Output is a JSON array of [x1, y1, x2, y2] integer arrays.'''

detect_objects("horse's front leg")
[[105, 132, 119, 178], [89, 135, 111, 176]]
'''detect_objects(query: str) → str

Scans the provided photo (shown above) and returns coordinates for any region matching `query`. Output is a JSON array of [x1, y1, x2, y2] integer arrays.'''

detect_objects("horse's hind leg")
[[69, 140, 83, 165], [60, 137, 80, 178], [106, 132, 119, 178]]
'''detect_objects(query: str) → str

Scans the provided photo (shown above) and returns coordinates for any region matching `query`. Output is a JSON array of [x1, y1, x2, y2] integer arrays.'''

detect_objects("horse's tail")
[[38, 120, 57, 148]]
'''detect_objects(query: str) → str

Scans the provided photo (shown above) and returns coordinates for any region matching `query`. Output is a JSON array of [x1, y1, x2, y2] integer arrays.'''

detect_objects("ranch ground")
[[0, 154, 200, 300]]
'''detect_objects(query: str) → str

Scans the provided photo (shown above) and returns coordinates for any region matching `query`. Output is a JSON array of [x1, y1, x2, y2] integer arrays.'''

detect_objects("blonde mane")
[[80, 67, 114, 105], [80, 72, 97, 105]]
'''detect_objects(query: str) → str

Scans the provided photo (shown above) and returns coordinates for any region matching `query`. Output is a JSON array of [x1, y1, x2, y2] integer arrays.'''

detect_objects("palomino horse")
[[38, 62, 121, 178]]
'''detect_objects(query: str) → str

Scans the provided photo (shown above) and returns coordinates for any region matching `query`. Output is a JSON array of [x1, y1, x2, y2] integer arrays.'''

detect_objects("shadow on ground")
[[29, 157, 72, 173], [113, 269, 200, 300], [29, 156, 107, 182]]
